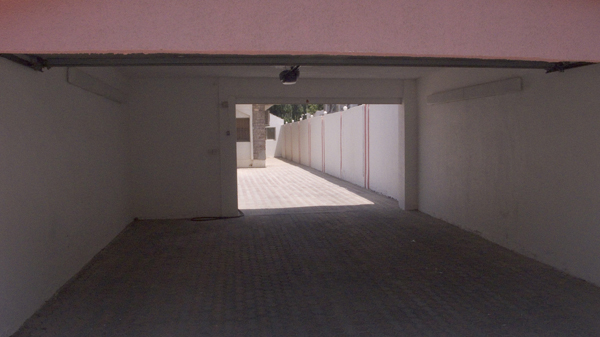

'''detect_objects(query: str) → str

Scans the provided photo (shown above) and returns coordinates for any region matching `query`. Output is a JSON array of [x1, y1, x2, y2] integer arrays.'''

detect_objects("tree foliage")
[[268, 104, 324, 123]]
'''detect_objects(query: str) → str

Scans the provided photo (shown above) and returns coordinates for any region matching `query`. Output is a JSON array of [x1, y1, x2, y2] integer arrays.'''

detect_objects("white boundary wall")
[[299, 120, 310, 167], [367, 105, 401, 201], [323, 113, 341, 179], [309, 117, 323, 171], [266, 113, 284, 158], [281, 104, 401, 201]]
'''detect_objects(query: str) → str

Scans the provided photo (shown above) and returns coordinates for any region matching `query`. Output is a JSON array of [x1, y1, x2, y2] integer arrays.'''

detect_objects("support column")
[[399, 80, 419, 210], [218, 94, 239, 217]]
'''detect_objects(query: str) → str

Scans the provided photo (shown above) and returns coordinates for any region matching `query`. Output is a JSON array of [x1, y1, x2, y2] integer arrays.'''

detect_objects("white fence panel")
[[299, 120, 310, 167], [281, 124, 286, 159], [284, 124, 293, 160], [341, 107, 365, 187], [277, 104, 402, 202], [323, 112, 341, 178], [309, 117, 323, 171], [367, 105, 401, 201], [291, 123, 300, 163]]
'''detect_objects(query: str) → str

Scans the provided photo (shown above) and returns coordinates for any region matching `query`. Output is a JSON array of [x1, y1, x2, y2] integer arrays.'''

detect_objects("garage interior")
[[1, 51, 600, 336]]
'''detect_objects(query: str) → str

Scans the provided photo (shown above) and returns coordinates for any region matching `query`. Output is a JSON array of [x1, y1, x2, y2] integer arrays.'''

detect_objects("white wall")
[[128, 78, 222, 219], [266, 113, 284, 158], [368, 105, 401, 202], [0, 59, 131, 337], [281, 105, 401, 201], [341, 108, 366, 187], [291, 122, 300, 163], [299, 120, 310, 167], [323, 113, 342, 178], [309, 117, 323, 171], [236, 142, 252, 167], [282, 123, 292, 160], [418, 64, 600, 286], [236, 104, 251, 118]]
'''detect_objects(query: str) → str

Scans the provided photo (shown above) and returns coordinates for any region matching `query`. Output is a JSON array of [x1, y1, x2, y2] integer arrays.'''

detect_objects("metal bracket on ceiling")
[[0, 54, 48, 71], [545, 62, 594, 73]]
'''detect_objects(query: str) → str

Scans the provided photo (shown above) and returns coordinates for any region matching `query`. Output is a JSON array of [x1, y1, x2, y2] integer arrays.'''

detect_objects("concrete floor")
[[12, 158, 600, 336]]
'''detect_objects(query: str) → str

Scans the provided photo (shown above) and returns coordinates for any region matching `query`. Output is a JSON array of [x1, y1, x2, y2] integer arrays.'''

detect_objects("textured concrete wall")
[[1, 1, 599, 61], [0, 59, 131, 337], [418, 64, 600, 286]]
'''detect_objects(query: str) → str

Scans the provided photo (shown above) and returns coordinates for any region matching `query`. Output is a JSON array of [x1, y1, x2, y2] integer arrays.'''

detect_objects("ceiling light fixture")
[[279, 65, 300, 85]]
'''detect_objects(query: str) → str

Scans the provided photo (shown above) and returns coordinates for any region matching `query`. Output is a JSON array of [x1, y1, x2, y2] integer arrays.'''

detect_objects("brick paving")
[[12, 158, 600, 336], [237, 158, 386, 214]]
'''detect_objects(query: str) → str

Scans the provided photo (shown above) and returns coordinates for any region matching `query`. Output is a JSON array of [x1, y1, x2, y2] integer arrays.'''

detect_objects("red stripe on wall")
[[322, 116, 325, 172], [308, 120, 311, 167], [364, 105, 367, 188], [367, 104, 371, 189], [340, 111, 343, 178], [298, 122, 301, 164]]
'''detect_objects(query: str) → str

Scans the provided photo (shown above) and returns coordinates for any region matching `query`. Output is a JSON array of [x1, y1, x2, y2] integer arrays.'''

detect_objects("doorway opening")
[[236, 103, 402, 214]]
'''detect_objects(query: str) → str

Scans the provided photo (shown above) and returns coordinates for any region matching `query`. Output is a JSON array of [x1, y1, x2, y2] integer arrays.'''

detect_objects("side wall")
[[128, 78, 222, 219], [418, 64, 600, 286], [0, 59, 131, 336]]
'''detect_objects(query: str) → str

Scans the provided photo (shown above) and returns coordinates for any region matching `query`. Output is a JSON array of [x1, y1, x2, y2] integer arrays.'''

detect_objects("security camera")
[[279, 66, 300, 85]]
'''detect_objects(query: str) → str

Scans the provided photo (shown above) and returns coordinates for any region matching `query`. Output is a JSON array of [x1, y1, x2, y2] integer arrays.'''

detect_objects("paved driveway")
[[13, 158, 600, 336]]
